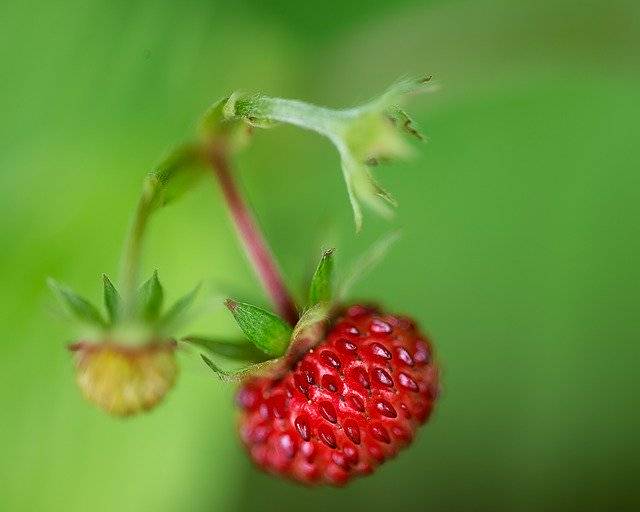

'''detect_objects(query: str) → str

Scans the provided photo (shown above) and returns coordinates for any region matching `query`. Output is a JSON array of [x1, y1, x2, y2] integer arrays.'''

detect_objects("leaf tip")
[[200, 354, 219, 375], [225, 298, 238, 312]]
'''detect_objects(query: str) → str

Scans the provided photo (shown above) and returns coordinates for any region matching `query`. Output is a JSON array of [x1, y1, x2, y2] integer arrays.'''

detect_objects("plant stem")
[[120, 177, 157, 312], [208, 146, 299, 326], [242, 97, 348, 141]]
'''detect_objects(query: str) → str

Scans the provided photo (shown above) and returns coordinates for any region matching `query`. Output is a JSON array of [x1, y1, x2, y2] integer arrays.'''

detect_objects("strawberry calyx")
[[49, 272, 200, 347], [211, 76, 437, 230], [184, 248, 337, 381], [186, 239, 399, 382], [49, 272, 198, 416]]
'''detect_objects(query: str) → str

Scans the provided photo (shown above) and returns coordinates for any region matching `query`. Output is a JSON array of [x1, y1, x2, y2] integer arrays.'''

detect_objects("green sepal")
[[338, 230, 401, 300], [390, 107, 425, 141], [200, 355, 272, 383], [224, 75, 435, 230], [137, 271, 164, 322], [225, 299, 292, 358], [345, 161, 397, 231], [199, 97, 228, 135], [48, 278, 106, 328], [182, 336, 268, 362], [200, 355, 238, 382], [102, 274, 120, 325], [159, 283, 200, 331], [308, 249, 334, 307], [286, 303, 330, 361]]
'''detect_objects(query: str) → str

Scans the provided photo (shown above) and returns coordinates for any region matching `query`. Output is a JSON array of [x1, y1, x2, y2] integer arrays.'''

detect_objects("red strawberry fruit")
[[190, 77, 440, 484], [235, 304, 438, 486]]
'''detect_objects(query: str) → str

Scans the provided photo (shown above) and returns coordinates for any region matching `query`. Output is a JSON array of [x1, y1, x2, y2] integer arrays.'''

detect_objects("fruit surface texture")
[[71, 341, 178, 416], [236, 305, 439, 485]]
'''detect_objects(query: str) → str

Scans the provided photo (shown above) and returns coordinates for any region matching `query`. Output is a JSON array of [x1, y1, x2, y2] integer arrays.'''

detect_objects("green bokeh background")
[[1, 0, 639, 510]]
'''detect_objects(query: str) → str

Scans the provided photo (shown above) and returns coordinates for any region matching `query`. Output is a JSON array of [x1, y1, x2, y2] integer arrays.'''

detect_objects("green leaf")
[[308, 249, 334, 306], [48, 278, 106, 328], [225, 299, 292, 357], [102, 274, 120, 324], [160, 283, 200, 330], [182, 336, 268, 362], [137, 271, 164, 322]]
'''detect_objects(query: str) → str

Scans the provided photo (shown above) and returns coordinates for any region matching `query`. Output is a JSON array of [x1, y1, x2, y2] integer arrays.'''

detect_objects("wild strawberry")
[[234, 305, 438, 486], [189, 244, 439, 486], [70, 340, 178, 416], [52, 77, 437, 427], [50, 143, 206, 417], [50, 272, 198, 416]]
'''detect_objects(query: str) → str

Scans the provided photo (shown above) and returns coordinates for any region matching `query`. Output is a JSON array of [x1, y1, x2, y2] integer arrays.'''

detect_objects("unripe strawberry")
[[50, 273, 197, 417], [235, 305, 438, 486], [70, 340, 178, 416]]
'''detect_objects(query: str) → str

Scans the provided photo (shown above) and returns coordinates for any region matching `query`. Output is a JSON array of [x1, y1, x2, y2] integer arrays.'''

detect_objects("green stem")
[[242, 97, 350, 140], [120, 176, 158, 311]]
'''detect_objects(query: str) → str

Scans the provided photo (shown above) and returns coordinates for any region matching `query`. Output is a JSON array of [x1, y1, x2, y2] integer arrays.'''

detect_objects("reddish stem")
[[209, 146, 299, 326]]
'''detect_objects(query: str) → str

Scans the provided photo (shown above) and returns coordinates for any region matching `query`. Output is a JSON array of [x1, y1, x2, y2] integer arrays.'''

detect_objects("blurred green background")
[[1, 0, 639, 510]]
